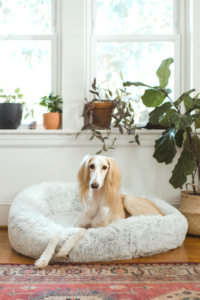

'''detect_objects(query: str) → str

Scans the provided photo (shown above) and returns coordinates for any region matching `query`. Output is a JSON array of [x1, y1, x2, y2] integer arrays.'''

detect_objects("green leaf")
[[195, 114, 200, 129], [169, 112, 193, 130], [159, 109, 176, 127], [149, 102, 171, 125], [174, 89, 195, 106], [153, 128, 177, 165], [14, 88, 20, 94], [89, 135, 94, 140], [123, 81, 152, 88], [169, 150, 196, 189], [96, 149, 102, 155], [184, 96, 193, 111], [120, 71, 123, 81], [135, 134, 140, 145], [141, 89, 166, 107], [184, 135, 200, 161], [156, 57, 174, 88], [175, 130, 184, 148], [18, 93, 24, 99]]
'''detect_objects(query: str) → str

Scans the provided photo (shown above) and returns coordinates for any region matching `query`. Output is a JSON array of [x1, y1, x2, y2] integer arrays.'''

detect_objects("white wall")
[[0, 131, 181, 225], [0, 0, 197, 225]]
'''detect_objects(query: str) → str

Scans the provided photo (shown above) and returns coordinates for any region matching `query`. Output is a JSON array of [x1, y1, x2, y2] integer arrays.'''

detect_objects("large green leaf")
[[184, 96, 193, 111], [153, 128, 177, 165], [149, 102, 171, 124], [174, 89, 196, 106], [159, 109, 176, 127], [169, 112, 193, 130], [142, 89, 166, 107], [169, 150, 196, 189], [195, 112, 200, 129], [123, 81, 152, 88], [156, 58, 174, 88], [184, 135, 200, 161], [175, 130, 184, 148]]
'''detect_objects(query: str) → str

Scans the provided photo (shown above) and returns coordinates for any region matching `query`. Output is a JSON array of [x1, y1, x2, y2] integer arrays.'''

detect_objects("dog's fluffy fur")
[[35, 155, 164, 268]]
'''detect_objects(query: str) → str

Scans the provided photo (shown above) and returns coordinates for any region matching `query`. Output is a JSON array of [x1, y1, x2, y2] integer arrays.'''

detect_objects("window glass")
[[0, 41, 51, 124], [97, 42, 174, 124], [96, 0, 173, 35], [0, 0, 52, 34]]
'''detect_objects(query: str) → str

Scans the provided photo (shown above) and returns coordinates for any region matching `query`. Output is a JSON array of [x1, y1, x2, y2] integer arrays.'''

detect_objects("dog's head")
[[77, 155, 121, 204]]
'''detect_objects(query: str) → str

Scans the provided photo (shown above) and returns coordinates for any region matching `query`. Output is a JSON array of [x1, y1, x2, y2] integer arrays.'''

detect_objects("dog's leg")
[[56, 228, 87, 259], [34, 233, 61, 269]]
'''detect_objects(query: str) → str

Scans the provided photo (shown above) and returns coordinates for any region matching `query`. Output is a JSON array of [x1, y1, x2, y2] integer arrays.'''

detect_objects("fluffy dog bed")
[[8, 182, 188, 263]]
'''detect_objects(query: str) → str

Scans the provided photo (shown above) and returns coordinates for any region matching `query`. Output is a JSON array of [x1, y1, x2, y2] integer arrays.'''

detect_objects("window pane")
[[97, 42, 174, 124], [96, 0, 173, 34], [0, 41, 51, 124], [0, 0, 51, 34]]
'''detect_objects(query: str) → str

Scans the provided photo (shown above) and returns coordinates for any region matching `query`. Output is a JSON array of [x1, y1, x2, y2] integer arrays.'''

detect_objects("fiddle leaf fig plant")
[[123, 57, 200, 193]]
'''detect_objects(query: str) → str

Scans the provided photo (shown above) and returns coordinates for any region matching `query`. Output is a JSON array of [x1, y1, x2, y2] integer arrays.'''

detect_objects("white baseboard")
[[0, 198, 179, 226]]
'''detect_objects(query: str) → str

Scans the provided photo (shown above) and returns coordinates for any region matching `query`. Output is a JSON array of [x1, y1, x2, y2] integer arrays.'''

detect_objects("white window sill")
[[0, 128, 164, 148]]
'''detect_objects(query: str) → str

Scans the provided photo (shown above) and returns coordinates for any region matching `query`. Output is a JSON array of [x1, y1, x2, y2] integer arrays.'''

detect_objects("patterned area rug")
[[0, 263, 200, 300]]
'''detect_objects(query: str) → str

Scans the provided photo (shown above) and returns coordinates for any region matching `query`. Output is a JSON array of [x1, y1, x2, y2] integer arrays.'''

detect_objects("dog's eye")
[[102, 166, 107, 170], [90, 164, 95, 169]]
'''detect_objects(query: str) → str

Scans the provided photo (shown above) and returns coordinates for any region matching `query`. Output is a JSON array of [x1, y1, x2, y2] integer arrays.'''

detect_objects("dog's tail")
[[34, 232, 61, 269]]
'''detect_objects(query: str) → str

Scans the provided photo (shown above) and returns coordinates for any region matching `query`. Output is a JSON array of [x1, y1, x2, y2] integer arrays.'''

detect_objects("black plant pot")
[[0, 103, 23, 129]]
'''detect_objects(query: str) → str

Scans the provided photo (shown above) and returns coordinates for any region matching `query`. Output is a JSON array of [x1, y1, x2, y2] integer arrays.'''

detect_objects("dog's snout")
[[91, 183, 99, 189]]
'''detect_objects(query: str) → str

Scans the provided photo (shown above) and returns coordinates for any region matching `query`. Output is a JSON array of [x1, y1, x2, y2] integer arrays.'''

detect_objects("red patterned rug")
[[0, 263, 200, 299]]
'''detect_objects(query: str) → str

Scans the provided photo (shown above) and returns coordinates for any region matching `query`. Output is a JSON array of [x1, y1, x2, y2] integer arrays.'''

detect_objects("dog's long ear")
[[77, 155, 92, 205], [105, 157, 121, 205]]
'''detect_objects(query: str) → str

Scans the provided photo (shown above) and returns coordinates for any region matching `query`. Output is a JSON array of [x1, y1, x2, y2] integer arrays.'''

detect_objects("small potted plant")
[[0, 88, 25, 129], [75, 76, 140, 154], [39, 92, 63, 130], [124, 57, 200, 236]]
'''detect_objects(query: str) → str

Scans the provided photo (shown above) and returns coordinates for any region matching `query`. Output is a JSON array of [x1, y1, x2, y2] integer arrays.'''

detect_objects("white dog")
[[35, 155, 164, 268]]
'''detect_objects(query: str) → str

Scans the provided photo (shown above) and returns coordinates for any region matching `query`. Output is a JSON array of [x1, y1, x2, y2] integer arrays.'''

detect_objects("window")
[[0, 0, 60, 125], [90, 0, 180, 124]]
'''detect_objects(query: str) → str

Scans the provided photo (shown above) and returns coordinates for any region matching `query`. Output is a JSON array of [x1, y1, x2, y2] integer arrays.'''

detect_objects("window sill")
[[0, 128, 164, 148]]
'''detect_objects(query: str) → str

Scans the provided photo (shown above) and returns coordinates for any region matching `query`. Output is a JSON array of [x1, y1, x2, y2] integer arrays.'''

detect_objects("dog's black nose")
[[91, 183, 99, 189]]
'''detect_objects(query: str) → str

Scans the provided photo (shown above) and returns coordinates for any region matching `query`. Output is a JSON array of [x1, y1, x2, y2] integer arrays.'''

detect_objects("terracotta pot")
[[84, 102, 114, 130], [43, 112, 61, 130]]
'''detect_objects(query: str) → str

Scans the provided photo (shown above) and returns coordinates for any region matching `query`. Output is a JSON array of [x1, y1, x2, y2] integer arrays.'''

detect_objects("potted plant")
[[39, 92, 63, 130], [0, 88, 27, 129], [124, 57, 200, 236], [76, 77, 140, 154]]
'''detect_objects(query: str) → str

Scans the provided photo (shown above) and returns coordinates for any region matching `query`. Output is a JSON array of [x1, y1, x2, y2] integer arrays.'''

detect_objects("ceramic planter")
[[0, 103, 23, 129], [84, 102, 115, 130], [43, 112, 61, 130]]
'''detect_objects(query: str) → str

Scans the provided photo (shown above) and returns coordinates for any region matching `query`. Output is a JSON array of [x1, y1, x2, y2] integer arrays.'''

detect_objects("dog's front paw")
[[34, 257, 48, 269], [56, 244, 72, 259]]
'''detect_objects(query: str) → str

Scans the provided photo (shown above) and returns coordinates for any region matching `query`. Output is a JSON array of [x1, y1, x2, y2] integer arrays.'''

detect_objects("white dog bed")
[[8, 182, 188, 263]]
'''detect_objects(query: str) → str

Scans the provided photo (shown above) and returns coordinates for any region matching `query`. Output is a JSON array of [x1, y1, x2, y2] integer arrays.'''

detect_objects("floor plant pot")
[[43, 112, 61, 130], [179, 183, 200, 236], [84, 102, 114, 130], [0, 103, 23, 129]]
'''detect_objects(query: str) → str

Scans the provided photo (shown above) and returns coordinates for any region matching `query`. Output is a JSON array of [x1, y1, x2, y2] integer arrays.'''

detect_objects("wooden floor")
[[0, 229, 200, 264]]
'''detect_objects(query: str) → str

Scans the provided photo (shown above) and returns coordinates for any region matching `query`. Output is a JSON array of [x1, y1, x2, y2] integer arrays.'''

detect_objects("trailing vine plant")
[[76, 76, 140, 154], [124, 58, 200, 193]]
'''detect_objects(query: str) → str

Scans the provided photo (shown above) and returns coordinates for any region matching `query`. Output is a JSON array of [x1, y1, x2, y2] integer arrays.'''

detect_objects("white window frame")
[[0, 0, 62, 127], [87, 0, 184, 120]]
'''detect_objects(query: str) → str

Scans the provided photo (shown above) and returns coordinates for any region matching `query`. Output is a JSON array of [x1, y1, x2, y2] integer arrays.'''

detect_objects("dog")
[[35, 155, 164, 268]]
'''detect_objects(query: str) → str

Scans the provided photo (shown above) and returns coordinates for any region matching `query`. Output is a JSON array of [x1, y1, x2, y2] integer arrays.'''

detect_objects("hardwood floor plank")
[[0, 229, 200, 264]]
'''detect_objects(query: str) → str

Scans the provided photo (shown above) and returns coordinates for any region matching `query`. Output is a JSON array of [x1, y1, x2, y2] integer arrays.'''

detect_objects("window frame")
[[0, 0, 62, 127], [87, 0, 182, 124]]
